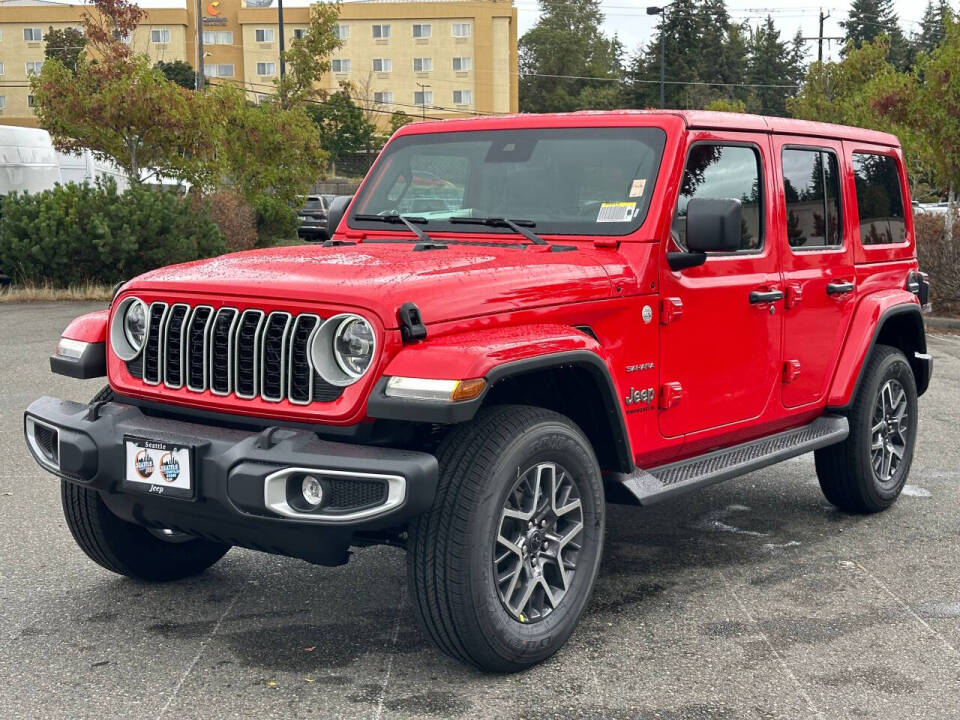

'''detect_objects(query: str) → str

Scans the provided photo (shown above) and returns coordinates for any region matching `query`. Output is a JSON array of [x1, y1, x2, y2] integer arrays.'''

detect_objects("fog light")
[[301, 475, 324, 507]]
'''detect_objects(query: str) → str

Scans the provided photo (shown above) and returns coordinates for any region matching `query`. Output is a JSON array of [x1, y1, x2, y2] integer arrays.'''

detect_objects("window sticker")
[[597, 202, 637, 223], [629, 178, 646, 197]]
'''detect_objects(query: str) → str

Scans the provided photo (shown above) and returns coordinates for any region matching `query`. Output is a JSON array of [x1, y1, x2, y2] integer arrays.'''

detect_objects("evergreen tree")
[[916, 0, 954, 54], [746, 17, 806, 116], [44, 26, 86, 73], [519, 0, 623, 113], [155, 60, 197, 90], [841, 0, 911, 69]]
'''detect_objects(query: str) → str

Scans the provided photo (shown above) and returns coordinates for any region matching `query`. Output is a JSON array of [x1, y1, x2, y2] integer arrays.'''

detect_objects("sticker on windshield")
[[629, 179, 646, 198], [597, 202, 637, 223]]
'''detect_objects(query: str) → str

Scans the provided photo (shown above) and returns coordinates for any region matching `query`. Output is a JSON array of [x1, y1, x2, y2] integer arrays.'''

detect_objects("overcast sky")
[[64, 0, 940, 64]]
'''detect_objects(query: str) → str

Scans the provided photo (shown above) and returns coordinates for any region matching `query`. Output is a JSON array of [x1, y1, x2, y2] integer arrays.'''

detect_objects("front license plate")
[[123, 436, 194, 500]]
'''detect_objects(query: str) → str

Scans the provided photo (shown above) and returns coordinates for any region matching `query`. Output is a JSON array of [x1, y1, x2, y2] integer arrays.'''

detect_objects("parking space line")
[[372, 585, 404, 720], [155, 589, 243, 720], [717, 569, 825, 720], [855, 561, 960, 659]]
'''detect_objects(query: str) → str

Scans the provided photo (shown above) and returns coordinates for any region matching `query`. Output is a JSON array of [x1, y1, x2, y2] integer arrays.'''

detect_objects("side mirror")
[[326, 195, 353, 237], [685, 198, 743, 253]]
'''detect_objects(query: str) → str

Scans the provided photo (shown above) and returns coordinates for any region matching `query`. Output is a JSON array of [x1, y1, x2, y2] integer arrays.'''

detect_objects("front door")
[[659, 133, 783, 438], [774, 137, 857, 408]]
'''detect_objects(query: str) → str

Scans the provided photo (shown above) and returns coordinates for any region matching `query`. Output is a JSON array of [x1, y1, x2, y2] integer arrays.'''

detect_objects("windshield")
[[350, 127, 667, 237]]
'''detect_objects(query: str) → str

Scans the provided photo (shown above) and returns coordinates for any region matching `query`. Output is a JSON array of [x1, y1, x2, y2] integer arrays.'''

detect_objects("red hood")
[[127, 242, 616, 327]]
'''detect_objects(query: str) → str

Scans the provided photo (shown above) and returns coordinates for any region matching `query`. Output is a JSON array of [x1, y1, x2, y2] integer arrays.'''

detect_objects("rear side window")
[[852, 153, 906, 245], [675, 144, 763, 252], [782, 148, 842, 249]]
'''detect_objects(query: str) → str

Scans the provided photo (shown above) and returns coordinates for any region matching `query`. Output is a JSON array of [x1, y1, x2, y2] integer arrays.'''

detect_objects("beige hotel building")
[[0, 0, 518, 127]]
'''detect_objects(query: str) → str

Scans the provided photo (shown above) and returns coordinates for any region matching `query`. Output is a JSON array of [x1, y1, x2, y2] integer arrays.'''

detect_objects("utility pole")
[[800, 9, 842, 64], [196, 0, 205, 90], [417, 82, 430, 120], [278, 0, 286, 79]]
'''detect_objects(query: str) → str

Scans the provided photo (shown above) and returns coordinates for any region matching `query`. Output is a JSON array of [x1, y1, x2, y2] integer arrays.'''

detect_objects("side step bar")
[[609, 415, 849, 506]]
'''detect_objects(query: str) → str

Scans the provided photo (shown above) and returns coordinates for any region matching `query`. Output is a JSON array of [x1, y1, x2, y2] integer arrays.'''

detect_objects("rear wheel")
[[408, 405, 605, 672], [815, 345, 918, 513]]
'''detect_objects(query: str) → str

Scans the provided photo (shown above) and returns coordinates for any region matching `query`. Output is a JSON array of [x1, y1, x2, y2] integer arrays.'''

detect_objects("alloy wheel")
[[870, 378, 909, 487], [494, 462, 584, 623]]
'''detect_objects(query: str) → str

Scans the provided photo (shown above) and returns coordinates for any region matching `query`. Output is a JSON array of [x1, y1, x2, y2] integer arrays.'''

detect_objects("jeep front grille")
[[127, 302, 342, 405]]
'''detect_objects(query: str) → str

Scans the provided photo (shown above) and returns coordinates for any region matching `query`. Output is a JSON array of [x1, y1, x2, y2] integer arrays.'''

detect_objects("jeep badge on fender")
[[25, 111, 931, 673]]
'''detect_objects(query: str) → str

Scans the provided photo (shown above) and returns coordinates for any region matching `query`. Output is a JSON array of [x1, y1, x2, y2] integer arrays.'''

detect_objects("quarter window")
[[674, 144, 763, 251], [852, 153, 906, 245], [782, 148, 842, 249]]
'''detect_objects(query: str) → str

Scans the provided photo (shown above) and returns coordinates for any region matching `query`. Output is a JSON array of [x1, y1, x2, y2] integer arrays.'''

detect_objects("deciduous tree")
[[272, 2, 342, 109], [306, 86, 375, 176]]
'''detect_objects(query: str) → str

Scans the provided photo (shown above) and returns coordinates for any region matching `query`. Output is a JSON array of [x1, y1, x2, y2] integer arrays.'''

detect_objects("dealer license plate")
[[123, 436, 194, 500]]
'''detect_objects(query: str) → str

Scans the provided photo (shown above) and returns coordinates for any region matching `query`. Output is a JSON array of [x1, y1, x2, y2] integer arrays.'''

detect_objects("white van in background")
[[57, 149, 129, 192], [0, 126, 62, 196]]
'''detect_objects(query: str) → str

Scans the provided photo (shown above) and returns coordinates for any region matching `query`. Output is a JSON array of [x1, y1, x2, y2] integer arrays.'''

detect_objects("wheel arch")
[[828, 298, 929, 409]]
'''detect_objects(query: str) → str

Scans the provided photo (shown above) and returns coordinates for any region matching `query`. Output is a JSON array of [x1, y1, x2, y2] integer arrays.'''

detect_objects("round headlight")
[[110, 296, 148, 361], [333, 317, 375, 378], [123, 299, 147, 351], [310, 313, 377, 387]]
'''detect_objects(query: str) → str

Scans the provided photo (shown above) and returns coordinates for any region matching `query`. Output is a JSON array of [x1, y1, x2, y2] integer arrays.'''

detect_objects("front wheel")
[[408, 405, 605, 672], [815, 344, 918, 513]]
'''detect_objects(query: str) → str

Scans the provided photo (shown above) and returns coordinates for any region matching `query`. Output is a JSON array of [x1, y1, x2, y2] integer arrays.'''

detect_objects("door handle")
[[826, 280, 856, 295], [749, 289, 784, 304]]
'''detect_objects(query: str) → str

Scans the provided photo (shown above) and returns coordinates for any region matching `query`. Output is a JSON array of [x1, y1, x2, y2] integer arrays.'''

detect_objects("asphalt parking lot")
[[1, 301, 959, 720]]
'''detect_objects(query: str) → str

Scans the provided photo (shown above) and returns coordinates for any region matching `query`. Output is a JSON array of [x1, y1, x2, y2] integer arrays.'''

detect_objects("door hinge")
[[785, 283, 803, 310], [660, 382, 684, 409], [660, 297, 683, 325], [783, 359, 802, 384]]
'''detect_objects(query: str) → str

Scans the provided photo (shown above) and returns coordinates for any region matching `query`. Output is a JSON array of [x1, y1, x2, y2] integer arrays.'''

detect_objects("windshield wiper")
[[449, 217, 548, 246], [353, 214, 441, 246]]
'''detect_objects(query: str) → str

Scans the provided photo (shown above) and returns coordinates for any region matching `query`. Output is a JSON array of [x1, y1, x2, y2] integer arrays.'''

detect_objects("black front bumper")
[[24, 396, 439, 566]]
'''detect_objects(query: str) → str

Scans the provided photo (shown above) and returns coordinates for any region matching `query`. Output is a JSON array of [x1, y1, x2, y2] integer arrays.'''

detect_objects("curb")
[[925, 316, 960, 331]]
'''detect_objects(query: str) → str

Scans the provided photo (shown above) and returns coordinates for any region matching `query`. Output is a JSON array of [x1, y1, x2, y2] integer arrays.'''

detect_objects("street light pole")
[[278, 0, 286, 79], [646, 5, 669, 109], [417, 82, 430, 120], [196, 0, 205, 90]]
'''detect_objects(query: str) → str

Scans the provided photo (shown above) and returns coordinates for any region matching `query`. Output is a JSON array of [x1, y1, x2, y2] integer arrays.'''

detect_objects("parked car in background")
[[297, 195, 333, 241], [26, 111, 932, 673]]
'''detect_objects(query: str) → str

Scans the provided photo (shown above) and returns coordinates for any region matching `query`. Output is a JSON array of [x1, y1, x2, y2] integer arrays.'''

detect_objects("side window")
[[782, 148, 842, 249], [675, 144, 762, 252], [852, 153, 906, 245]]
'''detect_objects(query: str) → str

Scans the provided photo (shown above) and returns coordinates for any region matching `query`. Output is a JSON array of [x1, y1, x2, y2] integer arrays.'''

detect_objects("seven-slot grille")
[[127, 302, 342, 405]]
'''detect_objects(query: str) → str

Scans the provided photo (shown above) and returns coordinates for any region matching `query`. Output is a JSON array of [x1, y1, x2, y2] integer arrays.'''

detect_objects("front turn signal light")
[[385, 377, 486, 402]]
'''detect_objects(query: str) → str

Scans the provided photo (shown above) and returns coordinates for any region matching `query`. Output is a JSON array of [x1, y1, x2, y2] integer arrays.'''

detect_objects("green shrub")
[[253, 194, 299, 247], [0, 180, 226, 287]]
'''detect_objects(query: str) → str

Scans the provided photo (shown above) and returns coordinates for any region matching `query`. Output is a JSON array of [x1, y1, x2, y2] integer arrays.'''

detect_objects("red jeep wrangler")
[[25, 111, 931, 672]]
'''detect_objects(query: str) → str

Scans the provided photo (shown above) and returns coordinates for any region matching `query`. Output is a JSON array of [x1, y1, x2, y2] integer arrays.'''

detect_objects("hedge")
[[0, 180, 226, 287]]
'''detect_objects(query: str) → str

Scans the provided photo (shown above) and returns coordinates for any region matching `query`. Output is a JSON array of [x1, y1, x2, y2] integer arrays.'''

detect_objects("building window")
[[0, 63, 4, 76], [255, 28, 275, 43], [0, 96, 6, 110], [413, 57, 432, 73], [204, 30, 233, 45], [372, 58, 392, 73], [412, 24, 431, 38], [292, 28, 305, 40], [331, 58, 351, 73], [23, 27, 43, 42], [451, 23, 471, 38], [414, 90, 433, 106], [113, 29, 132, 44], [25, 61, 44, 75], [372, 24, 390, 39], [453, 90, 472, 105], [151, 28, 171, 44], [334, 24, 349, 40], [256, 62, 276, 76], [374, 91, 393, 104], [27, 95, 35, 108], [852, 153, 907, 245], [452, 56, 472, 71], [217, 64, 234, 77]]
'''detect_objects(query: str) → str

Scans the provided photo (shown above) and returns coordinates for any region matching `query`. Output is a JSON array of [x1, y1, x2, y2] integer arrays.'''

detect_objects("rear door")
[[658, 132, 783, 438], [774, 137, 857, 408]]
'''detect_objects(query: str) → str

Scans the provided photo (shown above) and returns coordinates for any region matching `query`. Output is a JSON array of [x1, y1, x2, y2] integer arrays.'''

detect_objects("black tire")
[[408, 405, 605, 672], [815, 344, 918, 513], [60, 386, 231, 581]]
